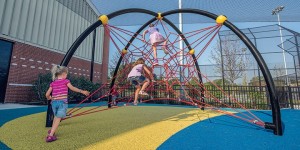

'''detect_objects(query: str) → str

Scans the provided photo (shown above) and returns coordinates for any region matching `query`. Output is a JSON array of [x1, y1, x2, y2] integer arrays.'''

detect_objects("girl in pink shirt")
[[45, 65, 89, 142], [127, 58, 154, 105], [142, 24, 168, 65]]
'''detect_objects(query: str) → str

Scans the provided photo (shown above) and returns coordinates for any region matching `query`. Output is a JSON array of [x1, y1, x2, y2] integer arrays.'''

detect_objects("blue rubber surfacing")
[[1, 104, 300, 149], [158, 109, 300, 150]]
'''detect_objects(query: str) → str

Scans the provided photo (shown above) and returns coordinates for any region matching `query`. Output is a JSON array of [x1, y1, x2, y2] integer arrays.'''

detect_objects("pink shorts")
[[150, 32, 165, 45]]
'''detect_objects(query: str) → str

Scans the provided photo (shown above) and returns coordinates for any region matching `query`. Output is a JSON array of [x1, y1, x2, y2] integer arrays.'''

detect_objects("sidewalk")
[[0, 103, 42, 110]]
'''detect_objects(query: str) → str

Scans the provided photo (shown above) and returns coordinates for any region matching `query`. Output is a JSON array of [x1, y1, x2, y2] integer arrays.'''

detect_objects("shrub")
[[32, 73, 101, 104]]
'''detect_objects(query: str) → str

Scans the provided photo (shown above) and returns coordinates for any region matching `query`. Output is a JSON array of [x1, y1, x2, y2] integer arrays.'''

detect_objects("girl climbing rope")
[[142, 24, 169, 65]]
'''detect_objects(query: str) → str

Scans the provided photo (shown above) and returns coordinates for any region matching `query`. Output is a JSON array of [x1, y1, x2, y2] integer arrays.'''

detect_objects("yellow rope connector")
[[216, 15, 227, 24], [122, 49, 128, 55], [156, 13, 163, 20], [99, 15, 109, 25], [189, 49, 195, 55]]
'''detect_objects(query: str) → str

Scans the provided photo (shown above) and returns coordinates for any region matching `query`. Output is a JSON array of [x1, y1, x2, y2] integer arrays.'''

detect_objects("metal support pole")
[[277, 19, 289, 85], [272, 6, 289, 85], [90, 29, 97, 82], [293, 56, 299, 87], [178, 0, 184, 99], [295, 35, 300, 73], [218, 33, 225, 89]]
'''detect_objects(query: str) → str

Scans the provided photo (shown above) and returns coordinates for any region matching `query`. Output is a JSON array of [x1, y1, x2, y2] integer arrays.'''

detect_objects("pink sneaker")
[[48, 129, 55, 136], [162, 45, 169, 54], [46, 135, 57, 142], [139, 91, 149, 96]]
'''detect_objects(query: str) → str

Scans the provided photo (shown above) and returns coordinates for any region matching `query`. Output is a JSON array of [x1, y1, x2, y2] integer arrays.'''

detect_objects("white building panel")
[[79, 18, 84, 57], [31, 0, 43, 44], [54, 4, 62, 50], [9, 0, 22, 38], [49, 1, 58, 49], [17, 0, 30, 40], [59, 6, 67, 51], [0, 0, 104, 63], [73, 13, 80, 56], [1, 0, 14, 35], [64, 8, 71, 51], [37, 0, 49, 45], [43, 0, 54, 46], [24, 0, 36, 42], [68, 10, 75, 50], [0, 0, 6, 29]]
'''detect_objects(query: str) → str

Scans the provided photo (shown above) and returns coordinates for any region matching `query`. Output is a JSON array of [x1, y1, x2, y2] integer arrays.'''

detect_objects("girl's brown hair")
[[51, 65, 68, 81], [133, 58, 145, 66]]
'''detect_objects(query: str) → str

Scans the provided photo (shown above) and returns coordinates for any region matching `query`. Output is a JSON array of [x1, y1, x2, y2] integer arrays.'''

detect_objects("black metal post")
[[294, 35, 300, 77], [218, 33, 225, 89], [90, 29, 97, 82], [287, 86, 294, 109], [45, 100, 53, 127], [293, 56, 299, 87]]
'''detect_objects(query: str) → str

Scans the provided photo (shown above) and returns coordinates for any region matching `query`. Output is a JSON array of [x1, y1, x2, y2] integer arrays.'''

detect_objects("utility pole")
[[272, 6, 289, 85]]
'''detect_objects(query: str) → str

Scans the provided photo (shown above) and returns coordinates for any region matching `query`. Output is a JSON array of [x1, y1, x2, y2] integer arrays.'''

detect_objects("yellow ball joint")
[[216, 15, 227, 24], [122, 49, 128, 55], [156, 13, 163, 20], [189, 49, 195, 55], [99, 15, 109, 25]]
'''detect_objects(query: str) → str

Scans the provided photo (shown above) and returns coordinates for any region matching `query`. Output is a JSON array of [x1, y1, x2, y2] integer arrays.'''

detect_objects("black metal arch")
[[110, 12, 205, 109], [56, 8, 282, 136]]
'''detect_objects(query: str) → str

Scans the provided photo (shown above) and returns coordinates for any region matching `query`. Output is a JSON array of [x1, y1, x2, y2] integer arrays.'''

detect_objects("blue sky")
[[93, 2, 300, 84]]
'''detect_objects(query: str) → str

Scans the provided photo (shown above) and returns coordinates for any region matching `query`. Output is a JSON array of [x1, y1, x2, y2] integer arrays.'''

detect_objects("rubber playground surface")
[[0, 103, 300, 150]]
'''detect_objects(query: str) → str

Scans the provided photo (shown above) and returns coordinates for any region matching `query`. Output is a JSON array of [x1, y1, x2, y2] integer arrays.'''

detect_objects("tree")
[[272, 65, 286, 86], [188, 77, 200, 86], [210, 36, 249, 85], [204, 79, 231, 86], [111, 63, 133, 85], [249, 76, 265, 86], [203, 79, 230, 99]]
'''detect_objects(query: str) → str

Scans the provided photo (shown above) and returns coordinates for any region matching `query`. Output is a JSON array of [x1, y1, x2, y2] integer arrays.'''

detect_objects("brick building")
[[0, 0, 109, 103]]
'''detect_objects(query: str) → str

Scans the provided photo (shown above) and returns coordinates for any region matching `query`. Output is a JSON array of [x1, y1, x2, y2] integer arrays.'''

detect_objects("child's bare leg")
[[162, 40, 169, 54], [141, 79, 150, 92], [152, 44, 157, 59], [134, 85, 141, 103], [49, 117, 61, 136]]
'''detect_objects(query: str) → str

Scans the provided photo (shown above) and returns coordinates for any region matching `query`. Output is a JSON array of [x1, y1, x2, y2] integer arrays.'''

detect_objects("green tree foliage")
[[32, 73, 101, 103], [210, 36, 249, 85], [249, 76, 264, 86], [110, 63, 133, 85]]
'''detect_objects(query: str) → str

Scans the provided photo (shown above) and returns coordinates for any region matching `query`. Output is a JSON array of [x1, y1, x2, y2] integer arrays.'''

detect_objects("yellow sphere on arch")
[[99, 15, 109, 25], [216, 15, 227, 24], [189, 49, 195, 55], [122, 49, 128, 55], [156, 13, 163, 20]]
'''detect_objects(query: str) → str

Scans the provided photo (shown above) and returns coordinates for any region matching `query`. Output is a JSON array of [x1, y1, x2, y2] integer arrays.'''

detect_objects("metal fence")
[[105, 84, 300, 110], [217, 24, 300, 87]]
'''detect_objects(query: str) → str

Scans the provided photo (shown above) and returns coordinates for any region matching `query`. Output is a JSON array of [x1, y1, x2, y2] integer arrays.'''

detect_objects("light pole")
[[272, 6, 289, 85], [178, 0, 184, 98]]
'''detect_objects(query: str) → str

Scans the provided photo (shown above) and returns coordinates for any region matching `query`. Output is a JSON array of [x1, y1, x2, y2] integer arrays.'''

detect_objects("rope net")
[[65, 19, 265, 128]]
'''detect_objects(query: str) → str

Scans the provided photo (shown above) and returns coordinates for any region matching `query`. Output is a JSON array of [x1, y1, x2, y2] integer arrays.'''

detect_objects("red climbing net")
[[64, 19, 265, 128]]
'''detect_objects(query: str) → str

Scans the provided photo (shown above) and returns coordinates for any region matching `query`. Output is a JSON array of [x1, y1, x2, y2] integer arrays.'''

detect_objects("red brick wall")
[[101, 30, 110, 83], [4, 40, 107, 103]]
